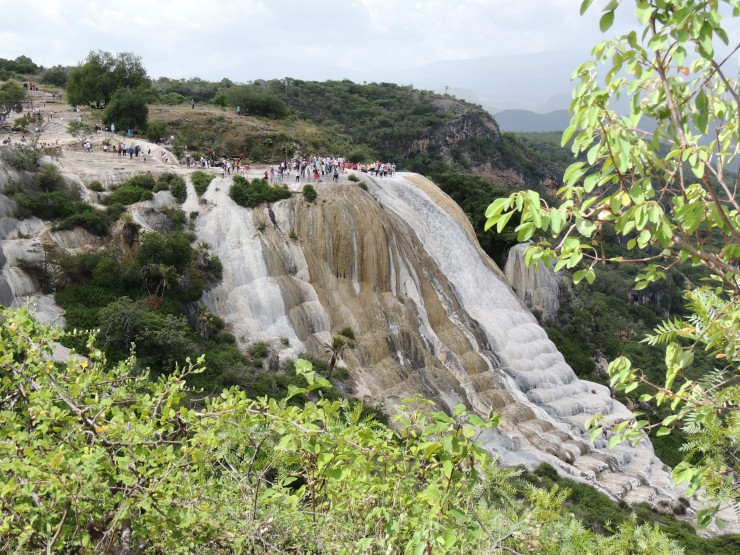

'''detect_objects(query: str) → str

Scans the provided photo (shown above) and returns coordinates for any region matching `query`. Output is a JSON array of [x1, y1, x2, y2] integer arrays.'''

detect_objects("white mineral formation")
[[504, 242, 560, 321]]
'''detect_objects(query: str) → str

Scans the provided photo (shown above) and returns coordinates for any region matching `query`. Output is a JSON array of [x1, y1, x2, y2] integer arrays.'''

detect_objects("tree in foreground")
[[485, 0, 739, 527], [0, 306, 682, 553]]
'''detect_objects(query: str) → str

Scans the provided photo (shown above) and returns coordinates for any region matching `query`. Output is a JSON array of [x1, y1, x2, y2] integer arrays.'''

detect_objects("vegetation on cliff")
[[0, 306, 688, 554]]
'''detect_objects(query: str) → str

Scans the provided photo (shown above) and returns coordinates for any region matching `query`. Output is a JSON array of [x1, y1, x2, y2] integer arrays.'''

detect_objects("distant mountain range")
[[492, 109, 570, 132]]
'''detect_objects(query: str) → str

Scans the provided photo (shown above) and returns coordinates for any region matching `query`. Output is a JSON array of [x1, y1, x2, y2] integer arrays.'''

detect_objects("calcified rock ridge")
[[0, 151, 679, 510], [505, 242, 561, 321]]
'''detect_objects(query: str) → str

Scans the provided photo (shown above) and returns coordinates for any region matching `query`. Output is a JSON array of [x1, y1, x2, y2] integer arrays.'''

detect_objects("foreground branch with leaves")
[[485, 0, 739, 527]]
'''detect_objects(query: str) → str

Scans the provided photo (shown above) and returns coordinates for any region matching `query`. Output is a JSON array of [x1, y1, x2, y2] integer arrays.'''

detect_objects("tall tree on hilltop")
[[0, 81, 26, 120], [66, 50, 150, 108], [485, 0, 740, 527]]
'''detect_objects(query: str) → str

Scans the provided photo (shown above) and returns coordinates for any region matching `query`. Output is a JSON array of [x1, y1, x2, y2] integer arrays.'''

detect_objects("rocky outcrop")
[[504, 243, 560, 321]]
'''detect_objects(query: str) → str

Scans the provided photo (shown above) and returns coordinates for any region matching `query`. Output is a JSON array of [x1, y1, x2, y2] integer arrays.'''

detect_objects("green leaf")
[[695, 89, 709, 133], [496, 210, 514, 233], [561, 122, 578, 146], [583, 173, 599, 192], [580, 0, 595, 16], [656, 426, 671, 437], [635, 1, 651, 25], [628, 184, 644, 205], [485, 197, 510, 218], [698, 22, 714, 58], [637, 229, 651, 248]]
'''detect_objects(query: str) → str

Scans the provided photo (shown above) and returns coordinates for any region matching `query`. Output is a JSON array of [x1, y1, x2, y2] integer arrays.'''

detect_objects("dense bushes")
[[107, 184, 153, 206], [523, 464, 740, 555], [229, 175, 292, 208], [55, 204, 110, 236], [9, 166, 110, 235], [53, 232, 224, 374], [102, 172, 187, 214], [0, 144, 40, 171], [159, 172, 187, 202], [223, 84, 290, 119], [103, 85, 150, 131], [302, 184, 317, 202], [146, 119, 168, 142], [191, 170, 213, 196]]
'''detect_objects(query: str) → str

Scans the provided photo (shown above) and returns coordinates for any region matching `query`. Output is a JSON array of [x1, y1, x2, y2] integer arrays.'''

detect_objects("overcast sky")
[[1, 0, 627, 80]]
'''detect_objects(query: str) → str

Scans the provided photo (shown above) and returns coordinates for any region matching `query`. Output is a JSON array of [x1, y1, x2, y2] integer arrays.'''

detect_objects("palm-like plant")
[[323, 336, 349, 379]]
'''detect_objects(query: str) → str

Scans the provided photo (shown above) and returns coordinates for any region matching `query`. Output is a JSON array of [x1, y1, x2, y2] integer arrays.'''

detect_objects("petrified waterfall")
[[186, 172, 677, 507]]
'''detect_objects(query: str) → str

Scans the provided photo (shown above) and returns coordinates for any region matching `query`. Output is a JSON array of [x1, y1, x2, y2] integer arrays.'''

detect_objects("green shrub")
[[34, 166, 67, 193], [545, 327, 596, 376], [126, 174, 157, 191], [347, 174, 360, 183], [138, 232, 193, 271], [229, 176, 292, 208], [56, 205, 110, 236], [0, 144, 40, 170], [212, 91, 227, 107], [13, 192, 69, 220], [171, 209, 187, 228], [106, 203, 127, 220], [191, 171, 213, 196], [104, 87, 149, 132], [160, 93, 187, 106], [302, 184, 318, 202], [152, 181, 169, 193], [88, 180, 104, 192], [107, 186, 153, 206], [206, 256, 223, 281], [159, 173, 187, 203], [248, 341, 270, 358], [339, 327, 355, 340]]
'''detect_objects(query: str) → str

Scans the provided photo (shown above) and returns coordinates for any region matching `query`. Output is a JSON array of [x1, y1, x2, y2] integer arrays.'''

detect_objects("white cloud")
[[0, 0, 689, 110], [0, 1, 611, 71]]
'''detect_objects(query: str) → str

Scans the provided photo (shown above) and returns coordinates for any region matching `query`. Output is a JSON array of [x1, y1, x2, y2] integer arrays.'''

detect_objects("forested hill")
[[249, 79, 566, 186], [149, 76, 567, 190]]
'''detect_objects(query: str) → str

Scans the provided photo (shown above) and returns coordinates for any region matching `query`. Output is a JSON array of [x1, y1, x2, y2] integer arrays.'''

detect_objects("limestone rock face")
[[504, 243, 560, 321]]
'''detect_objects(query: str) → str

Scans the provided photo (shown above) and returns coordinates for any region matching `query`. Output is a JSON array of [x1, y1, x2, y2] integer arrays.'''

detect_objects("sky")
[[0, 1, 625, 76], [1, 1, 639, 111]]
